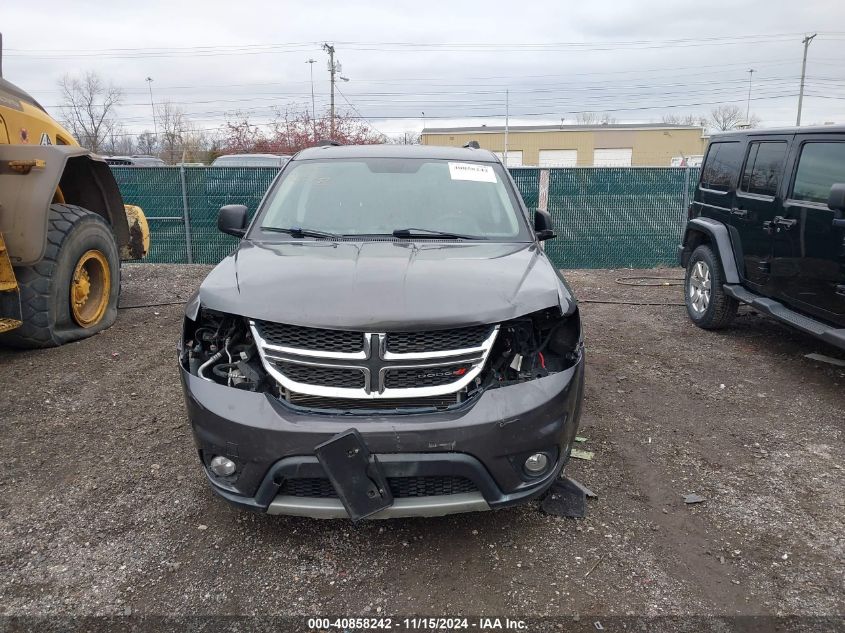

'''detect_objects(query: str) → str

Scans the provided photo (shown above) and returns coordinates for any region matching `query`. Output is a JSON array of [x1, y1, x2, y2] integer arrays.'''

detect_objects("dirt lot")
[[1, 264, 843, 620]]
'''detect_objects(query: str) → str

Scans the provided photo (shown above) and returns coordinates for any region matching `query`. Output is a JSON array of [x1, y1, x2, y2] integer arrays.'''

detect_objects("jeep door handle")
[[730, 208, 748, 218], [834, 218, 845, 228], [763, 216, 798, 234]]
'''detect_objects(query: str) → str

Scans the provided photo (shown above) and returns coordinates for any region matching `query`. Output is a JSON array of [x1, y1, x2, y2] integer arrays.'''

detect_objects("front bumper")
[[181, 350, 585, 518]]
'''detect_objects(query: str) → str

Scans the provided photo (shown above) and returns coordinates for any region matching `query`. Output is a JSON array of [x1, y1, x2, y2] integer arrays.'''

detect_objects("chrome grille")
[[386, 326, 494, 354], [251, 320, 498, 400], [280, 476, 478, 498], [253, 321, 363, 354]]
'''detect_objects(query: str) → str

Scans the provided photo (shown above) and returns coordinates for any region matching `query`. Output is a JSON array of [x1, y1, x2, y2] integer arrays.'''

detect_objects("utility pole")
[[796, 33, 817, 126], [305, 58, 317, 140], [145, 77, 158, 140], [322, 43, 336, 138], [745, 68, 755, 122], [503, 89, 509, 166]]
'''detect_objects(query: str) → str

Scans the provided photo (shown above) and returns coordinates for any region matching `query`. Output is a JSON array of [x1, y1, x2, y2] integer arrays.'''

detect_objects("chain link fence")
[[114, 166, 699, 269]]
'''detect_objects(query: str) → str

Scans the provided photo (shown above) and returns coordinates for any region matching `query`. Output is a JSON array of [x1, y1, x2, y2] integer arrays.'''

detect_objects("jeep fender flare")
[[679, 217, 740, 284]]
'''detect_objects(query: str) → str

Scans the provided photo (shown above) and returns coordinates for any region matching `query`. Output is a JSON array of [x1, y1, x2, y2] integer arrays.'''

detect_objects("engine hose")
[[197, 351, 224, 381]]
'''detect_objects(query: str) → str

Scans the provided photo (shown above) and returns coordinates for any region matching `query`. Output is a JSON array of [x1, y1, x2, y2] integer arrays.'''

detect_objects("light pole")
[[746, 68, 755, 122], [145, 76, 158, 141], [797, 33, 817, 126], [306, 58, 317, 140]]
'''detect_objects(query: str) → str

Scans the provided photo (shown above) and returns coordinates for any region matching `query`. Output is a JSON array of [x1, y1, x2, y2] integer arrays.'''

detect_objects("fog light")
[[209, 455, 236, 477], [524, 453, 549, 476]]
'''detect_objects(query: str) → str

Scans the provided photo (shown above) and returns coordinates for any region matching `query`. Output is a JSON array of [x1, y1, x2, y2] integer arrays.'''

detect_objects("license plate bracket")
[[314, 429, 393, 521]]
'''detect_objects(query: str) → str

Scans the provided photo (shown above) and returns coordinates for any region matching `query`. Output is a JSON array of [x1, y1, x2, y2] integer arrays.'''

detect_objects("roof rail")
[[463, 140, 480, 149], [316, 139, 342, 147]]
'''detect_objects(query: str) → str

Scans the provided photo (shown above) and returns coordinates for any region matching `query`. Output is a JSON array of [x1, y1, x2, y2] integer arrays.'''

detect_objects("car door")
[[774, 137, 845, 324], [696, 139, 745, 228], [732, 136, 791, 293]]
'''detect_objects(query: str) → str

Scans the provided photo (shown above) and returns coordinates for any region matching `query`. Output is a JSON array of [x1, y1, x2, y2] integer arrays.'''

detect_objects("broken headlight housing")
[[485, 307, 581, 386], [180, 308, 271, 393]]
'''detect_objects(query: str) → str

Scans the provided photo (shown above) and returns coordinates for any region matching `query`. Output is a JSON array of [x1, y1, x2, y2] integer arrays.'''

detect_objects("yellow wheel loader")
[[0, 76, 149, 348]]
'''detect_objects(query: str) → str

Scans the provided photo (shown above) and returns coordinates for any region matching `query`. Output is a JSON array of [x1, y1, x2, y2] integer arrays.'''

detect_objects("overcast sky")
[[2, 0, 844, 140]]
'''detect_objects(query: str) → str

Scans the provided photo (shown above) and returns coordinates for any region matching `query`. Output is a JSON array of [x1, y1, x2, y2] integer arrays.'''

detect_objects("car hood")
[[192, 240, 575, 330]]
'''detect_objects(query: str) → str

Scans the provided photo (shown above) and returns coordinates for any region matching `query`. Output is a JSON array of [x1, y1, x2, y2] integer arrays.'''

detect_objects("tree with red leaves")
[[217, 107, 385, 157]]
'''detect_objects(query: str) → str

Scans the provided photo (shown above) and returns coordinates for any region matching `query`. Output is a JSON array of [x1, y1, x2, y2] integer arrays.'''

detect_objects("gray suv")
[[179, 144, 585, 521]]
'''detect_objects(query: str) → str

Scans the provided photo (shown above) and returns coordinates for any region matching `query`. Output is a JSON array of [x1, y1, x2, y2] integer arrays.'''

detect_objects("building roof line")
[[422, 123, 705, 134]]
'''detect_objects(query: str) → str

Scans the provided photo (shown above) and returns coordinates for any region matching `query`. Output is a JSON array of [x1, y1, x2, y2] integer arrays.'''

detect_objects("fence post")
[[682, 166, 691, 214], [179, 165, 194, 264]]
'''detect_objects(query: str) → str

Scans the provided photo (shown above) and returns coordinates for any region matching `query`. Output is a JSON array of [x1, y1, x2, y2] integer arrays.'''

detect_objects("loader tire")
[[0, 204, 120, 349]]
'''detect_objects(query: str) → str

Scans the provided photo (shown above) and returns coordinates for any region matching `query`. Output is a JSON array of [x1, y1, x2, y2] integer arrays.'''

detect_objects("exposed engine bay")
[[181, 306, 581, 411]]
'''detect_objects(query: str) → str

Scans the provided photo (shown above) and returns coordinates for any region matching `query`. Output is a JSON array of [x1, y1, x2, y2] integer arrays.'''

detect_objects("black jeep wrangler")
[[678, 126, 845, 350]]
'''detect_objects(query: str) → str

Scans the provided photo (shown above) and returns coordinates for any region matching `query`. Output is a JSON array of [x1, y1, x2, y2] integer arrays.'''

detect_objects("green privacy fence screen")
[[113, 166, 700, 269]]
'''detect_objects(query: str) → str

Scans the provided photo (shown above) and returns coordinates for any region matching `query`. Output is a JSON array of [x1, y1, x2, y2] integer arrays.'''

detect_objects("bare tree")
[[661, 113, 708, 127], [575, 112, 617, 125], [136, 131, 157, 156], [102, 125, 135, 156], [389, 131, 421, 145], [156, 102, 186, 164], [709, 105, 760, 131], [57, 72, 123, 153]]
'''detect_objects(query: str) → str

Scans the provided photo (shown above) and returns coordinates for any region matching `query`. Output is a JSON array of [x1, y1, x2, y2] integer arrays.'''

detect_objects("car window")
[[791, 142, 845, 204], [257, 158, 528, 239], [700, 141, 744, 192], [740, 141, 787, 197]]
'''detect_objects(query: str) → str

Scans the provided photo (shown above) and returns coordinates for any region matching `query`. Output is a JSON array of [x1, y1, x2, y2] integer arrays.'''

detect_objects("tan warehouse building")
[[420, 123, 708, 167]]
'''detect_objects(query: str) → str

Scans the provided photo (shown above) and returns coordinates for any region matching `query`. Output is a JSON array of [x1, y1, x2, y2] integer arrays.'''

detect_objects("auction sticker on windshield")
[[448, 162, 497, 183]]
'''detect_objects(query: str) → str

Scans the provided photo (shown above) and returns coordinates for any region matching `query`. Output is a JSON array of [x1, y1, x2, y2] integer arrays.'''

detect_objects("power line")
[[334, 84, 390, 141], [9, 32, 845, 59]]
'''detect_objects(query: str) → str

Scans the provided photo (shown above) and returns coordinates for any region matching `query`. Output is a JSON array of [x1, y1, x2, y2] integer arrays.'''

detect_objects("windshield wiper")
[[260, 226, 340, 240], [391, 227, 487, 240]]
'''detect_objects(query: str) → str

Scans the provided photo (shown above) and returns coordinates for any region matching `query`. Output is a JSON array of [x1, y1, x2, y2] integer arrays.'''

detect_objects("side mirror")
[[218, 204, 248, 237], [827, 183, 845, 214], [534, 210, 556, 241]]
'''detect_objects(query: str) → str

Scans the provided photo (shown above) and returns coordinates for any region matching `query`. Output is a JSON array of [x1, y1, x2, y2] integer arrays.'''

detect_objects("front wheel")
[[0, 204, 120, 349], [684, 244, 737, 330]]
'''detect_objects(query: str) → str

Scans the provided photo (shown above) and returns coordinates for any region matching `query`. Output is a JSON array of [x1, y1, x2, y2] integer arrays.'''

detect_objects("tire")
[[0, 204, 120, 349], [684, 244, 738, 330]]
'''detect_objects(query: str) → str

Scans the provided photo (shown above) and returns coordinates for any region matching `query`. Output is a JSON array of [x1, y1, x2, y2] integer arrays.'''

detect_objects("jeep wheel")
[[684, 244, 737, 330], [0, 204, 120, 349]]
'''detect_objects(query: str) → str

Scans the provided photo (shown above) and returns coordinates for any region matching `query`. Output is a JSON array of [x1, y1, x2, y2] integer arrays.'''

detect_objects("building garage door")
[[593, 148, 633, 167], [493, 151, 523, 167], [539, 149, 578, 167]]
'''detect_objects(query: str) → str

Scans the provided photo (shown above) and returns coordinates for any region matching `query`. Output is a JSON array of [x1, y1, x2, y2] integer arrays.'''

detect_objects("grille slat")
[[280, 476, 478, 499], [255, 321, 363, 353], [275, 362, 365, 389], [386, 325, 493, 354]]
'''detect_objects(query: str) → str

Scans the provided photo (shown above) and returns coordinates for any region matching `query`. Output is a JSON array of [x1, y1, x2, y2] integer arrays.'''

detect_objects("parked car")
[[210, 153, 291, 167], [179, 144, 585, 521], [104, 155, 167, 166], [678, 126, 845, 350]]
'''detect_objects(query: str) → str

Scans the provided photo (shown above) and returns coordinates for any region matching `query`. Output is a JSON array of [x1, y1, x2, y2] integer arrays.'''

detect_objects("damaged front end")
[[180, 304, 582, 414], [179, 300, 584, 518]]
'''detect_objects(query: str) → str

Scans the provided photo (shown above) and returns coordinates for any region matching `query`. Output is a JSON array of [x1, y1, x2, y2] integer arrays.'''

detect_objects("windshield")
[[254, 158, 528, 239]]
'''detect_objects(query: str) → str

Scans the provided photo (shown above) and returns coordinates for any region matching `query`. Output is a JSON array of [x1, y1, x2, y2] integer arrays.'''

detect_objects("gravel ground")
[[1, 263, 843, 620]]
